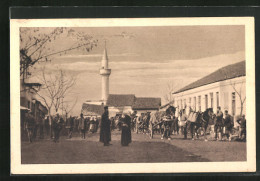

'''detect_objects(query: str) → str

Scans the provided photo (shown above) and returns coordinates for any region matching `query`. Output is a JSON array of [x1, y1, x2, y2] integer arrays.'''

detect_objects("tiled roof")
[[106, 94, 135, 107], [82, 103, 104, 116], [160, 100, 174, 109], [173, 61, 245, 94], [132, 97, 161, 110]]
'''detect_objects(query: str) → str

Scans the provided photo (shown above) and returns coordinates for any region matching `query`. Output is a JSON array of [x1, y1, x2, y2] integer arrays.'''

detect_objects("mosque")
[[81, 46, 161, 118]]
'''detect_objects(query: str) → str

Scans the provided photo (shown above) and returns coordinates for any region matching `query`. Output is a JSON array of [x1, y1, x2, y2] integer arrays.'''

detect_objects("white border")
[[10, 17, 256, 174]]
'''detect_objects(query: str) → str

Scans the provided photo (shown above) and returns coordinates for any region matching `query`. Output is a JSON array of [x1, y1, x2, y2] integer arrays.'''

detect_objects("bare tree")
[[62, 97, 78, 122], [163, 81, 181, 105], [221, 69, 246, 116], [20, 27, 98, 81], [35, 66, 76, 119]]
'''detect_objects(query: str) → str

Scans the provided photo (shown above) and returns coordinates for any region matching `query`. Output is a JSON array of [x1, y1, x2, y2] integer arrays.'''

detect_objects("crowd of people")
[[22, 105, 246, 145], [22, 106, 132, 146], [132, 106, 246, 142]]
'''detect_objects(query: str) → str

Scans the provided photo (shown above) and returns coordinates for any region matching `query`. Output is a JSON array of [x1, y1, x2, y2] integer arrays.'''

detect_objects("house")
[[171, 61, 246, 117], [132, 97, 161, 115], [82, 94, 161, 117]]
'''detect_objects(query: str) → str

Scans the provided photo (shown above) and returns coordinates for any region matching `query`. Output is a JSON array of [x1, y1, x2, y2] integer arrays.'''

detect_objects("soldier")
[[24, 111, 35, 143], [214, 106, 223, 141]]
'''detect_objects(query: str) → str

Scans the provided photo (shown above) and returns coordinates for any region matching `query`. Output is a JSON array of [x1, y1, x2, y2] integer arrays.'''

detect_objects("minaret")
[[99, 41, 111, 104]]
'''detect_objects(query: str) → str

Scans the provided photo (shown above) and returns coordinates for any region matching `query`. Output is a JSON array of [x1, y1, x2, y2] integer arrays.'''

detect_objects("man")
[[237, 114, 246, 141], [179, 109, 188, 139], [53, 113, 63, 143], [38, 112, 44, 139], [214, 106, 223, 141], [24, 111, 35, 143], [223, 110, 233, 141], [120, 113, 132, 146], [99, 106, 111, 146], [78, 113, 87, 139], [66, 115, 74, 139]]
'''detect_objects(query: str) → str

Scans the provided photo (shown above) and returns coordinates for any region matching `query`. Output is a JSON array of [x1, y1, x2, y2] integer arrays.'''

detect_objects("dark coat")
[[224, 114, 233, 128], [78, 117, 87, 130], [99, 111, 111, 143], [215, 110, 223, 126], [120, 115, 132, 146]]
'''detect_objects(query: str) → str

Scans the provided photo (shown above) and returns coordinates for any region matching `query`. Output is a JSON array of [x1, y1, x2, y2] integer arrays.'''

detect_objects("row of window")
[[176, 92, 236, 115]]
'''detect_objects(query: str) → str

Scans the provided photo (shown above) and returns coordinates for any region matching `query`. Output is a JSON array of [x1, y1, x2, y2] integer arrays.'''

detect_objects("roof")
[[106, 94, 135, 107], [173, 61, 245, 94], [132, 97, 161, 110], [82, 103, 104, 116], [160, 100, 174, 109]]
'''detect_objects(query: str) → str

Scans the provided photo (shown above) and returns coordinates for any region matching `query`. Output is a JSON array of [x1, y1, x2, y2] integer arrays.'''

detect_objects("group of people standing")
[[176, 106, 246, 141]]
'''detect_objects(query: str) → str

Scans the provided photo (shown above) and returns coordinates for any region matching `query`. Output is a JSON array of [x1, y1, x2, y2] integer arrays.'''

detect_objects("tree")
[[62, 97, 78, 120], [35, 66, 76, 121], [20, 27, 98, 81], [163, 81, 181, 105], [221, 69, 246, 116]]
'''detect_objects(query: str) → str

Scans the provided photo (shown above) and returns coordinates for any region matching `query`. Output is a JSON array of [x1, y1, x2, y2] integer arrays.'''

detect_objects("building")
[[20, 80, 48, 117], [99, 42, 111, 104], [81, 45, 161, 117], [172, 61, 246, 117], [82, 94, 161, 117], [107, 94, 161, 117]]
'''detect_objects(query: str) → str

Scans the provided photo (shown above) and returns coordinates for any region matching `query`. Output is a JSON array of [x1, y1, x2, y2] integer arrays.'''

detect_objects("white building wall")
[[172, 76, 246, 117]]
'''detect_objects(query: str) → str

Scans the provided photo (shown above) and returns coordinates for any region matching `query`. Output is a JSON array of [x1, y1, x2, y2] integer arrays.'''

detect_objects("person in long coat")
[[120, 113, 132, 146], [99, 106, 111, 146]]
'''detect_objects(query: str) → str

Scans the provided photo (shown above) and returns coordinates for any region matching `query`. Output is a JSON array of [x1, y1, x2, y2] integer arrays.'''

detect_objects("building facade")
[[172, 61, 246, 117]]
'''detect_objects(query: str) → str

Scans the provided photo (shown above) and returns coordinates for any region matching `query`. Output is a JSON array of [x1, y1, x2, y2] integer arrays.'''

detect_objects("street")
[[21, 130, 246, 164]]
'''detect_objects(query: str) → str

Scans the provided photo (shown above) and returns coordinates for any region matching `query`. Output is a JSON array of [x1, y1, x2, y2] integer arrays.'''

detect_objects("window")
[[232, 92, 236, 116], [216, 92, 219, 107], [180, 99, 183, 109], [28, 101, 30, 109], [184, 99, 186, 108], [198, 96, 201, 111], [210, 92, 213, 108], [205, 94, 208, 109]]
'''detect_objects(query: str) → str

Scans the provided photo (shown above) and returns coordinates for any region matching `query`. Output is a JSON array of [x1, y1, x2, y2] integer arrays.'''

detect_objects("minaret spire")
[[99, 40, 111, 104]]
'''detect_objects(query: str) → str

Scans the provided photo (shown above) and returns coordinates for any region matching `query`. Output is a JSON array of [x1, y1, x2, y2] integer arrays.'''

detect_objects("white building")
[[172, 61, 246, 117]]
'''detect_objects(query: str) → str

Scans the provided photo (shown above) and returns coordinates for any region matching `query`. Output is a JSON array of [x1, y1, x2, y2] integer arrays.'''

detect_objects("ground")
[[21, 130, 246, 164]]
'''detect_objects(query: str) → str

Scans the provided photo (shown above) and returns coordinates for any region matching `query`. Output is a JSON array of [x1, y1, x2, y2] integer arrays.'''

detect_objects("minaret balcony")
[[99, 68, 111, 75]]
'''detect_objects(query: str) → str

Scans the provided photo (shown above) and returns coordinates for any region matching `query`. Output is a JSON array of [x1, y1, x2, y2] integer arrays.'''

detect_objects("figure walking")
[[78, 113, 87, 139], [99, 106, 111, 146]]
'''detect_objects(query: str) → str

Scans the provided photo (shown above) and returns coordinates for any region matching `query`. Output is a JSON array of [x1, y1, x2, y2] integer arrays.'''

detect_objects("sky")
[[27, 25, 245, 116]]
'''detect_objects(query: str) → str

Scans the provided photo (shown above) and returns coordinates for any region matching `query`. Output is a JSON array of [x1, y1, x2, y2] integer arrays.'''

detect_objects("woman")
[[120, 113, 132, 146]]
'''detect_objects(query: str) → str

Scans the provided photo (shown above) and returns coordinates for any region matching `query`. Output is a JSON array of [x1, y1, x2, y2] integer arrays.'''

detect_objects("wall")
[[172, 76, 246, 117]]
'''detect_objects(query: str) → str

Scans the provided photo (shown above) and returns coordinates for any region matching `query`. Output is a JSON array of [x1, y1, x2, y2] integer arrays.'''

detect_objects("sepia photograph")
[[10, 17, 256, 174]]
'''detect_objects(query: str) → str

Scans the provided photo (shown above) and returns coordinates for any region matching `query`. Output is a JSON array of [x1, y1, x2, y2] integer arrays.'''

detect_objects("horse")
[[189, 108, 214, 141]]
